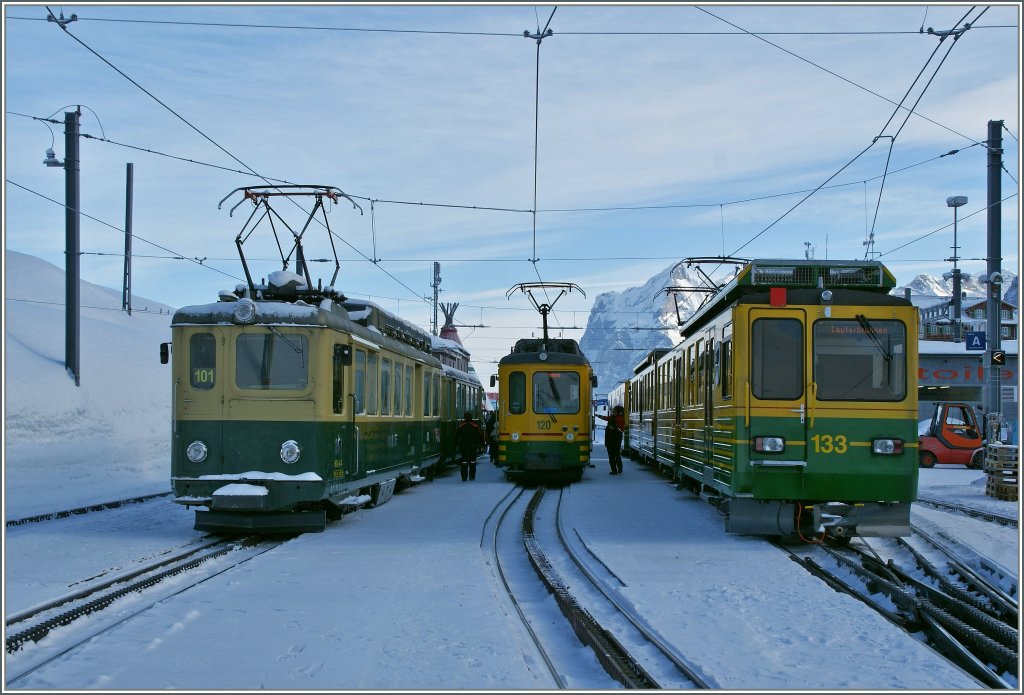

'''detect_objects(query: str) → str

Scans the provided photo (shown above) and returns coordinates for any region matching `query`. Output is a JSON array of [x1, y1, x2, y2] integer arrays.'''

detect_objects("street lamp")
[[945, 195, 968, 342]]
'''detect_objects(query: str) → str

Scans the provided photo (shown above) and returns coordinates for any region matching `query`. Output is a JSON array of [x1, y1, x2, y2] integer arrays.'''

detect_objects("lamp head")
[[946, 195, 968, 208], [43, 148, 63, 167]]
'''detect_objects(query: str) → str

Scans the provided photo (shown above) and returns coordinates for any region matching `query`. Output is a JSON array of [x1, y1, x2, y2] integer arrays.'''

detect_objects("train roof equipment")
[[663, 257, 902, 339], [506, 282, 584, 343], [218, 184, 363, 302]]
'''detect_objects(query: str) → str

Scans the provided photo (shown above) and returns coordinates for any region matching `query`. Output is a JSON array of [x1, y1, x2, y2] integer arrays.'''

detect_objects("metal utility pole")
[[984, 119, 1004, 434], [430, 262, 442, 335], [122, 163, 134, 315], [64, 108, 81, 386]]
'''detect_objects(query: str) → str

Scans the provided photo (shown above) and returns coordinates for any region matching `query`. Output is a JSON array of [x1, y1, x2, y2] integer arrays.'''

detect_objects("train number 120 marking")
[[536, 420, 552, 430], [811, 434, 848, 454]]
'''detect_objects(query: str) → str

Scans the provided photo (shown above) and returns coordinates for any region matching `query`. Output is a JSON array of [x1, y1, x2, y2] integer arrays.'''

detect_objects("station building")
[[912, 292, 1019, 444]]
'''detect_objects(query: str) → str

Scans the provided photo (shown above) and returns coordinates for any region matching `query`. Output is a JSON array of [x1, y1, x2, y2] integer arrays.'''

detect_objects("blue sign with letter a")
[[965, 331, 986, 350]]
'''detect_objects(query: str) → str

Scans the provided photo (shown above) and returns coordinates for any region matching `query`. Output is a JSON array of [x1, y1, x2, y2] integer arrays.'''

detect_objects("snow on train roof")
[[173, 300, 320, 323]]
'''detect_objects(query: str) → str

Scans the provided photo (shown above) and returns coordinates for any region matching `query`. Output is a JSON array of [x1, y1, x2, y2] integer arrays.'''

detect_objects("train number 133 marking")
[[811, 434, 848, 454]]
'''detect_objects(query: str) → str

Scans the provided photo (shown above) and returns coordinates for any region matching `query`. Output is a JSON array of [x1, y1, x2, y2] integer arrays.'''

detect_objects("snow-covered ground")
[[3, 251, 1020, 689]]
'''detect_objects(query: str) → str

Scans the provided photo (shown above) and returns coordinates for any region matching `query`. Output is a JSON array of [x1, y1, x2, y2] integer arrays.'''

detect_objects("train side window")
[[393, 360, 403, 417], [332, 344, 347, 414], [432, 373, 440, 416], [354, 349, 366, 414], [367, 352, 379, 415], [381, 358, 392, 415], [405, 365, 413, 416], [752, 318, 803, 400], [423, 371, 431, 416], [721, 340, 732, 400], [509, 371, 526, 414], [190, 333, 216, 389]]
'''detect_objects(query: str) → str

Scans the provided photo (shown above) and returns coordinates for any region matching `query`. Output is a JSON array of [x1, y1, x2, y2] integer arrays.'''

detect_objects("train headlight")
[[565, 432, 575, 441], [511, 432, 521, 442], [754, 436, 785, 453], [232, 298, 257, 324], [280, 440, 302, 464], [872, 438, 904, 455], [186, 440, 208, 463]]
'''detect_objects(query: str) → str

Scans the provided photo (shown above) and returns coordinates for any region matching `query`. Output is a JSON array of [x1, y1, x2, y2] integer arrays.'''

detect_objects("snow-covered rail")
[[4, 536, 285, 686], [914, 495, 1019, 527], [791, 536, 1016, 690], [5, 492, 173, 527], [480, 487, 566, 688], [528, 486, 712, 689]]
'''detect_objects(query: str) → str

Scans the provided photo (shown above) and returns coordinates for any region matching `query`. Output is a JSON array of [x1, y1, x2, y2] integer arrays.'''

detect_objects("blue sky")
[[3, 3, 1020, 381]]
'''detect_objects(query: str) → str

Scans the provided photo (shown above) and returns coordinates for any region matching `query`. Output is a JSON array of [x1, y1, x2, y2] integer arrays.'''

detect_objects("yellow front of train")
[[494, 338, 595, 484]]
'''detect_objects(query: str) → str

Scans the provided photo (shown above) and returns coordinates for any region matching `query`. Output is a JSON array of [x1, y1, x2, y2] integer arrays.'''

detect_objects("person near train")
[[484, 410, 499, 464], [596, 405, 626, 475], [455, 412, 485, 481]]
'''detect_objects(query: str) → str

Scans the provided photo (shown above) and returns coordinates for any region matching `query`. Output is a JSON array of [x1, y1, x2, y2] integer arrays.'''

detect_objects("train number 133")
[[811, 434, 848, 454]]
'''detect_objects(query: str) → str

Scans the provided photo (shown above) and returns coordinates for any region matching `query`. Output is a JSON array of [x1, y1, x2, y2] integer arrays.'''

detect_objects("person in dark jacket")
[[596, 405, 626, 474], [484, 410, 498, 464], [455, 412, 485, 481]]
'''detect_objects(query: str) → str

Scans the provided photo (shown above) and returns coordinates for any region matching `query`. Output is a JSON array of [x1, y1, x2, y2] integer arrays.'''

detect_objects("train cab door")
[[747, 308, 810, 497]]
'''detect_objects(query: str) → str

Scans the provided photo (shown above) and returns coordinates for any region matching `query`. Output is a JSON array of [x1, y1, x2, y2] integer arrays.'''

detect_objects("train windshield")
[[235, 331, 310, 390], [532, 371, 580, 414], [813, 319, 906, 401]]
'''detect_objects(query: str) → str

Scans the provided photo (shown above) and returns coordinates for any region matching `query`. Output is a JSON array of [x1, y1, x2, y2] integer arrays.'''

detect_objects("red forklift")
[[918, 402, 985, 468]]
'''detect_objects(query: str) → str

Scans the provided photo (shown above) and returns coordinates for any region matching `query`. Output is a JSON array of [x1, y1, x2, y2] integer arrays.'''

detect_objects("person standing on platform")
[[596, 405, 626, 474], [455, 412, 485, 481], [484, 410, 498, 464]]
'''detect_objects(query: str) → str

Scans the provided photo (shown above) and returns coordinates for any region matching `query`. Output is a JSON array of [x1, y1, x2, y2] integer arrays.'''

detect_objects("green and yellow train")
[[164, 186, 483, 533], [612, 258, 919, 542], [492, 283, 597, 484]]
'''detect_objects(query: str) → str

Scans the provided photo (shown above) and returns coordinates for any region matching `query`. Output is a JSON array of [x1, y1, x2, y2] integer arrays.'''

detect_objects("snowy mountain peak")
[[580, 261, 739, 393]]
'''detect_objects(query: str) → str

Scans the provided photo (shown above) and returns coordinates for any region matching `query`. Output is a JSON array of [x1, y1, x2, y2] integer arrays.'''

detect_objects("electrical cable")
[[6, 179, 243, 281]]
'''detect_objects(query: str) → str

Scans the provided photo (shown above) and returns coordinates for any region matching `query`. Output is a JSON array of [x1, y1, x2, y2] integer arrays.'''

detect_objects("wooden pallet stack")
[[984, 444, 1019, 502]]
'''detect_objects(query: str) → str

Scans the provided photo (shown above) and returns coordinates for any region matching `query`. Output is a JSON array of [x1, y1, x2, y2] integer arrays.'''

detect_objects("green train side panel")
[[172, 418, 438, 511]]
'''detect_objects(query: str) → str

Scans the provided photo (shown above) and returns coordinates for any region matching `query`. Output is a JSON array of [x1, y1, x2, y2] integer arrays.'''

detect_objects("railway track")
[[4, 535, 285, 687], [481, 486, 566, 688], [784, 529, 1018, 690], [530, 486, 712, 689], [5, 492, 173, 527], [914, 495, 1019, 528]]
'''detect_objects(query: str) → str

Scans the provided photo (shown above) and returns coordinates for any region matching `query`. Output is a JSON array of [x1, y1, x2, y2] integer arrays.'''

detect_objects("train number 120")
[[811, 434, 848, 454]]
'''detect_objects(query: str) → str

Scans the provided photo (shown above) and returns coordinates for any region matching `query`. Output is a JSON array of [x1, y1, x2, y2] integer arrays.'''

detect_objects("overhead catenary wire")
[[6, 12, 1015, 36], [728, 7, 981, 259], [40, 6, 432, 308], [22, 5, 1015, 354]]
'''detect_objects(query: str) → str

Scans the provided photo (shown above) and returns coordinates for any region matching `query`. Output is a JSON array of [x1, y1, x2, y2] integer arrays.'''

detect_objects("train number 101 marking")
[[811, 434, 848, 454]]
